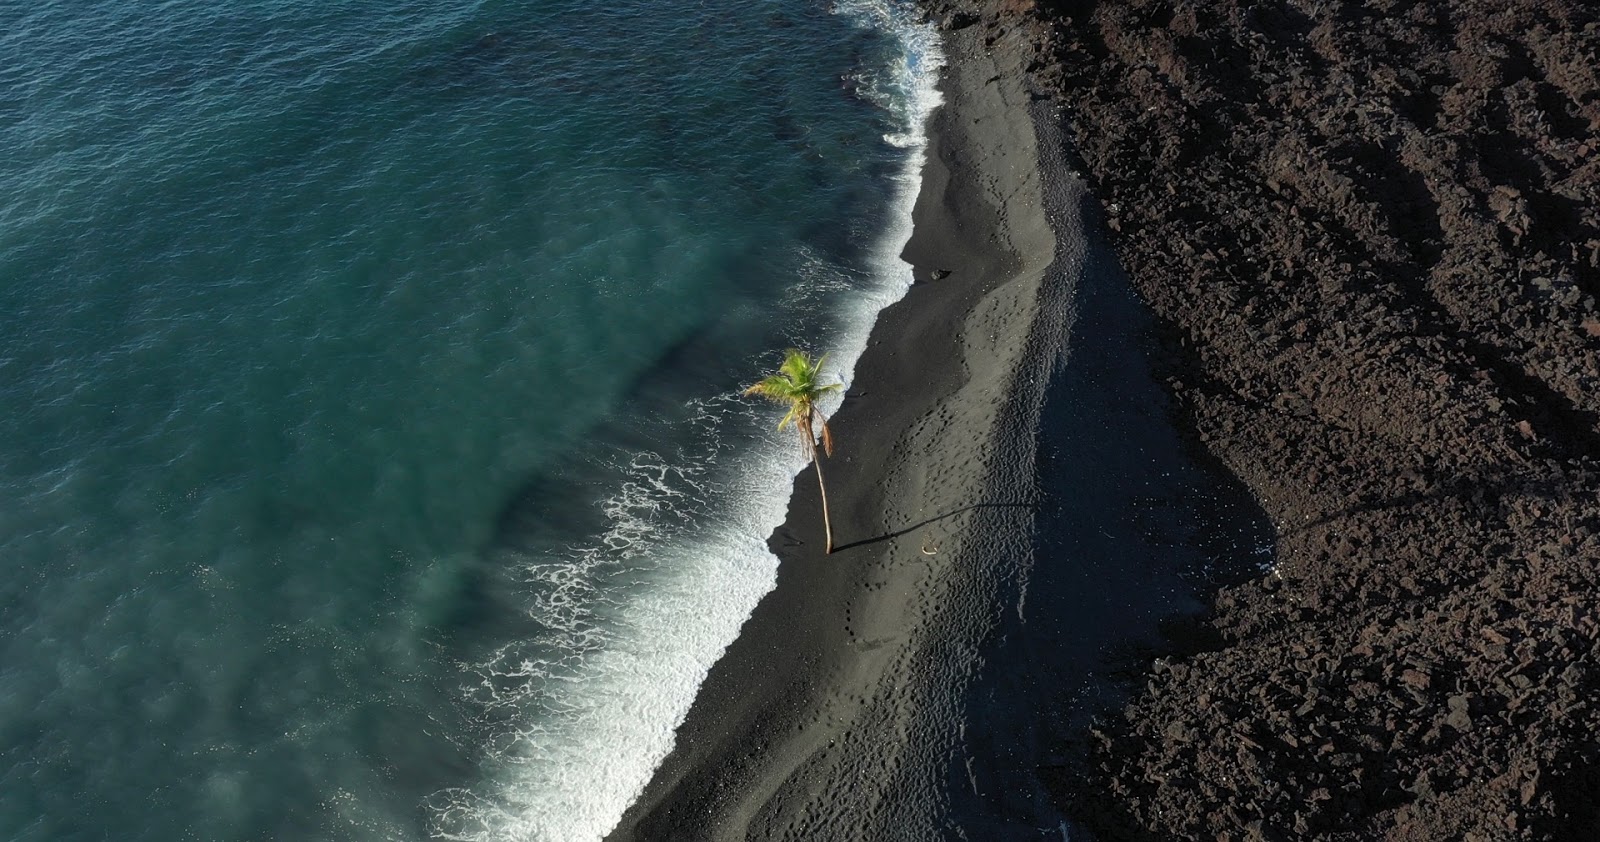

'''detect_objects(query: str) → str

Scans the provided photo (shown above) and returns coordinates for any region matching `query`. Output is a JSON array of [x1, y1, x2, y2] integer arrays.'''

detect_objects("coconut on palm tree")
[[744, 348, 842, 553]]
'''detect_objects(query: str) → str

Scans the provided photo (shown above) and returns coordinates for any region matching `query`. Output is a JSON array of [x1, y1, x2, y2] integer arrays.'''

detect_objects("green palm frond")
[[744, 348, 840, 448], [777, 348, 813, 383], [744, 374, 798, 403]]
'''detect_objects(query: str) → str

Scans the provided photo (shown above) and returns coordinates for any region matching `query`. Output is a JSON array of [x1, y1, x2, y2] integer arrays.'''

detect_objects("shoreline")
[[604, 21, 1077, 841]]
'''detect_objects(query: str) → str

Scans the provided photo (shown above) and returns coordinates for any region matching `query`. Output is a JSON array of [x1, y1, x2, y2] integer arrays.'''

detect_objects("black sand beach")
[[606, 22, 1074, 841]]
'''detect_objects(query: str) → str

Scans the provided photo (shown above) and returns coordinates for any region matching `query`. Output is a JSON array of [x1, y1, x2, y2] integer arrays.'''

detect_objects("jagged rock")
[[939, 11, 978, 31]]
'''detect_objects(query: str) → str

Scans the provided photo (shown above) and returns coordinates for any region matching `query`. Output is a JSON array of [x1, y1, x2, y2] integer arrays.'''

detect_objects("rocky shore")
[[927, 0, 1600, 838]]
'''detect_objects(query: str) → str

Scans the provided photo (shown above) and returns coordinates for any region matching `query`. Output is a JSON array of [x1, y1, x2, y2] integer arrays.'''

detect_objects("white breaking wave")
[[425, 3, 945, 840], [825, 0, 945, 404]]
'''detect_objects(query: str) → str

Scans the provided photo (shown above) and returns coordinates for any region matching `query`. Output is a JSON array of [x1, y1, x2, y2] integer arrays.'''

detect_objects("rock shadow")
[[942, 189, 1275, 840]]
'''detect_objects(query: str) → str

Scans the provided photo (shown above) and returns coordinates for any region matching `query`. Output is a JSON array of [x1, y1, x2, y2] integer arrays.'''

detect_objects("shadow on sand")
[[942, 191, 1276, 840]]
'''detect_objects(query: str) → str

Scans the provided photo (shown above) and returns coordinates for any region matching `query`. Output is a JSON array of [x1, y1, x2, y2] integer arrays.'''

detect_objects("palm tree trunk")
[[813, 455, 834, 554], [801, 416, 834, 554]]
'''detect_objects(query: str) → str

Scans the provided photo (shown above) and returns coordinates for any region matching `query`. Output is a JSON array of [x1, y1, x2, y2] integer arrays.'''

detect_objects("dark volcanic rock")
[[939, 11, 980, 31], [922, 0, 1600, 839]]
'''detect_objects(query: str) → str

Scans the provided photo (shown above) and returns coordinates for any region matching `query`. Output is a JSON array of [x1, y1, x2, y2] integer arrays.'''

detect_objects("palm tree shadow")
[[831, 502, 1038, 553]]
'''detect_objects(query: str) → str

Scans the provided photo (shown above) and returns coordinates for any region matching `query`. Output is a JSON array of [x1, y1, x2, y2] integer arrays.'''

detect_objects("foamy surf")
[[423, 3, 945, 840]]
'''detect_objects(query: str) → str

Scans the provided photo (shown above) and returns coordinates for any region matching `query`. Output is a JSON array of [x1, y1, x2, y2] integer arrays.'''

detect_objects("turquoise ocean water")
[[0, 1, 939, 838]]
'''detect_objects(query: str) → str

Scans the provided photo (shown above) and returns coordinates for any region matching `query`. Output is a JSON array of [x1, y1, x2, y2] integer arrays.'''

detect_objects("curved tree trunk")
[[813, 455, 834, 554], [801, 416, 834, 554]]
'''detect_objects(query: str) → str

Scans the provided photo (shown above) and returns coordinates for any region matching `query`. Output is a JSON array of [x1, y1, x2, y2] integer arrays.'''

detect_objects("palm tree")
[[745, 348, 842, 553]]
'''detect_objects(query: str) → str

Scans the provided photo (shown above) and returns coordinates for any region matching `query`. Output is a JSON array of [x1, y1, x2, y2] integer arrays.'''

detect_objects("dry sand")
[[605, 23, 1086, 841]]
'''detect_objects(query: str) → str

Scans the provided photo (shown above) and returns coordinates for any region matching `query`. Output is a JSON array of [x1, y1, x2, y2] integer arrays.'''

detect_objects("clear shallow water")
[[0, 1, 939, 839]]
